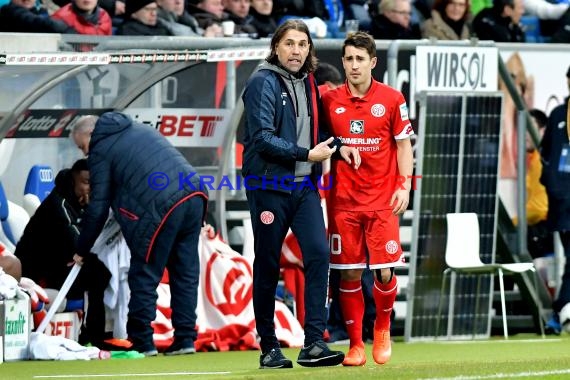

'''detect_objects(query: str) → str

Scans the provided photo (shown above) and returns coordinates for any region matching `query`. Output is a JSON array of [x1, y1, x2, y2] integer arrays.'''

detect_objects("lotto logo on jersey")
[[349, 120, 364, 134]]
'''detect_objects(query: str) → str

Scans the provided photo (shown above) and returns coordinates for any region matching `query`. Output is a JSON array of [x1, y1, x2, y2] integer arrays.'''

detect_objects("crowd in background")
[[0, 0, 569, 42]]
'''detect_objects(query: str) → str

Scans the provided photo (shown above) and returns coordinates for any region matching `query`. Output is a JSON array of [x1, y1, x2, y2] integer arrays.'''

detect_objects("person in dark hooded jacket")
[[187, 0, 226, 30], [370, 0, 421, 40], [116, 0, 172, 35], [0, 0, 76, 33], [472, 0, 525, 42], [71, 112, 208, 356], [15, 159, 111, 347], [223, 0, 257, 35], [249, 0, 277, 37]]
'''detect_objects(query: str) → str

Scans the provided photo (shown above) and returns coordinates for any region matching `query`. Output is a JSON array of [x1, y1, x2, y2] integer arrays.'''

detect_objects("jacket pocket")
[[119, 207, 139, 221]]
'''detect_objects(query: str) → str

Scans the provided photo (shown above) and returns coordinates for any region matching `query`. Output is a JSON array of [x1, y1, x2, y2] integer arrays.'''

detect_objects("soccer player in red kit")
[[321, 32, 414, 366]]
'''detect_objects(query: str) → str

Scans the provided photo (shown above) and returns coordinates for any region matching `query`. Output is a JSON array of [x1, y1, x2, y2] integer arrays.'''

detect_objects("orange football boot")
[[342, 343, 366, 366], [372, 329, 391, 365]]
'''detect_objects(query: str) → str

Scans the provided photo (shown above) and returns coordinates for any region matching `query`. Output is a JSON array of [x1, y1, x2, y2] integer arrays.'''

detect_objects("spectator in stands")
[[157, 0, 201, 35], [510, 0, 570, 42], [52, 0, 113, 35], [421, 0, 472, 39], [116, 0, 171, 35], [271, 0, 333, 37], [370, 0, 422, 39], [343, 0, 372, 31], [272, 0, 329, 22], [15, 159, 111, 348], [525, 0, 568, 21], [472, 0, 526, 42], [223, 0, 258, 35], [52, 0, 125, 20], [549, 6, 570, 43], [187, 0, 226, 30], [525, 109, 552, 259], [249, 0, 277, 37], [71, 113, 208, 356], [170, 0, 222, 35], [540, 65, 570, 334], [0, 0, 76, 33]]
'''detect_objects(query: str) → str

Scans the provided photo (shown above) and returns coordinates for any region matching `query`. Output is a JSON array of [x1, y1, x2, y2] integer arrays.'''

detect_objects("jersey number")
[[329, 233, 341, 255]]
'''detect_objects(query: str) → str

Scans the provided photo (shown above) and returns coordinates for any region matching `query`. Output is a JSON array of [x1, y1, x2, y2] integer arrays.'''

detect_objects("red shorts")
[[329, 209, 405, 270]]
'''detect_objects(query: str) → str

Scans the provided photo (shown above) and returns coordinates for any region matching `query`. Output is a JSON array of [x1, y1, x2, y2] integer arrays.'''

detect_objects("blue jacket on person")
[[76, 112, 208, 262], [242, 64, 341, 192]]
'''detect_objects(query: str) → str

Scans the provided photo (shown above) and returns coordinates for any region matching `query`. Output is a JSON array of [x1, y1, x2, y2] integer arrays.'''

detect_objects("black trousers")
[[247, 186, 329, 352], [69, 254, 111, 345], [127, 195, 204, 348]]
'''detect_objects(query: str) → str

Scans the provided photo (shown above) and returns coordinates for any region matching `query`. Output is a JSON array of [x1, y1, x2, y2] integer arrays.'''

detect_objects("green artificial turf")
[[2, 335, 570, 379]]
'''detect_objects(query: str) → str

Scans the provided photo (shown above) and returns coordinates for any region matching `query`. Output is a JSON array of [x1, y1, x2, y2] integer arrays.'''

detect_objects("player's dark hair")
[[342, 31, 376, 59]]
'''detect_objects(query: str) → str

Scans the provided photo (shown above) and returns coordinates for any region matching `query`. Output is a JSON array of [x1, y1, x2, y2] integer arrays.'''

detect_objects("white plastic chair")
[[436, 212, 543, 339]]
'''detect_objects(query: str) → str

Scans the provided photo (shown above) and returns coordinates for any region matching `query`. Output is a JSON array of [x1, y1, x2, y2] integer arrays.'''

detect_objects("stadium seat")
[[520, 15, 544, 43], [0, 180, 30, 251], [23, 165, 55, 217], [323, 0, 345, 38], [0, 180, 15, 251]]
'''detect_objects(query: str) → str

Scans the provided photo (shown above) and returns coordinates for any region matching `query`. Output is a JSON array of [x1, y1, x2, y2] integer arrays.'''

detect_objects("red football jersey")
[[322, 80, 414, 211]]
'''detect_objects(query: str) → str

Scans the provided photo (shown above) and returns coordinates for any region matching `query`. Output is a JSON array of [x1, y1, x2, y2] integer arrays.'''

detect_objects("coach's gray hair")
[[72, 115, 98, 136]]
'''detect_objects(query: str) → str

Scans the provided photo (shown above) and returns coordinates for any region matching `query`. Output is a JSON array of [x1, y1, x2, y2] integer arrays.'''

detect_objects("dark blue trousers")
[[247, 186, 329, 352], [127, 195, 204, 348]]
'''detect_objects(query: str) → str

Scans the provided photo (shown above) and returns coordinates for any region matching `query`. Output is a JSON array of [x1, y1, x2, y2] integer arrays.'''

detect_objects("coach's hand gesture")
[[308, 137, 337, 162]]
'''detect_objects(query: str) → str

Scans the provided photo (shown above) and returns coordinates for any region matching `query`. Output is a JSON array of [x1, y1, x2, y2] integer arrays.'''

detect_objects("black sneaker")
[[131, 342, 158, 357], [133, 347, 158, 357], [297, 340, 344, 367], [164, 339, 196, 356], [259, 348, 293, 369]]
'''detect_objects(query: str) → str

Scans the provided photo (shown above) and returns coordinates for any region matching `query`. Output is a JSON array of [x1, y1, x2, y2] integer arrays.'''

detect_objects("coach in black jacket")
[[71, 112, 208, 356]]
